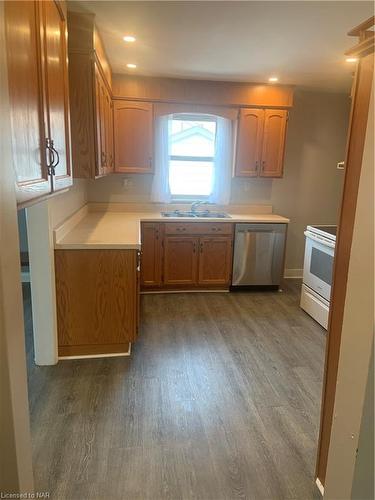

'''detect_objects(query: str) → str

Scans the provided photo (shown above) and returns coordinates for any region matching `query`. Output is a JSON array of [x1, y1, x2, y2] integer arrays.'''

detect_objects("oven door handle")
[[304, 231, 335, 249]]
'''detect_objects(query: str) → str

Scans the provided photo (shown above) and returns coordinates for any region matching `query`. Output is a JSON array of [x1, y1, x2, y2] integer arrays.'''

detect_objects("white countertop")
[[54, 206, 290, 250]]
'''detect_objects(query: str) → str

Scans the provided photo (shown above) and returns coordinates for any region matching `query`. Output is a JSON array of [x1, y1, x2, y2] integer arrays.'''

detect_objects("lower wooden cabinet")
[[141, 222, 234, 290], [141, 223, 163, 287], [198, 237, 233, 285], [164, 236, 199, 285], [55, 249, 139, 356]]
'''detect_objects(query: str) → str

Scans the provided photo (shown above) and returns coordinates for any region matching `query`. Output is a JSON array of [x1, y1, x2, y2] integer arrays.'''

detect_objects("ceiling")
[[68, 1, 374, 92]]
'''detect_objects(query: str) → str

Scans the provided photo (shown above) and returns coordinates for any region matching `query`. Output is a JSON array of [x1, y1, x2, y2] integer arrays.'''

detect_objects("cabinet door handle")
[[200, 243, 203, 253], [51, 143, 60, 168], [255, 160, 259, 172], [261, 160, 266, 170], [45, 138, 55, 176], [193, 243, 196, 253]]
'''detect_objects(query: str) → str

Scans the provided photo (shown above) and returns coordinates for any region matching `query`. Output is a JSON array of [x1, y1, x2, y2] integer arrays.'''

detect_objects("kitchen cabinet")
[[5, 0, 72, 206], [235, 109, 264, 177], [114, 100, 154, 174], [235, 108, 288, 178], [260, 109, 288, 177], [95, 65, 114, 175], [164, 236, 199, 285], [55, 249, 139, 356], [141, 222, 234, 290], [141, 223, 163, 287], [67, 11, 114, 178], [198, 237, 233, 285]]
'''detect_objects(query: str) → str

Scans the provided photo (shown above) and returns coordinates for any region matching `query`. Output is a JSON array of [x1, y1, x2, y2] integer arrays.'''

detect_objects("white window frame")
[[169, 113, 217, 201]]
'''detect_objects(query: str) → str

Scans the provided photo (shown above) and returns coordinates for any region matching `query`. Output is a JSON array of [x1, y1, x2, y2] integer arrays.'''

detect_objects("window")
[[169, 114, 217, 197]]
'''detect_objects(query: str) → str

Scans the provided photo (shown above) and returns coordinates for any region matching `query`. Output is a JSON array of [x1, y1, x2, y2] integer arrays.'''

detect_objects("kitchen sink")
[[161, 210, 231, 219]]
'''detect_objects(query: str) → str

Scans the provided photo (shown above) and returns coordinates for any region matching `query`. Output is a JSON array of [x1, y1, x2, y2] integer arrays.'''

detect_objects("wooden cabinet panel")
[[164, 236, 199, 285], [40, 0, 72, 191], [67, 12, 113, 179], [235, 108, 264, 177], [55, 249, 138, 356], [260, 109, 288, 178], [198, 237, 233, 285], [5, 0, 72, 205], [141, 223, 163, 287], [164, 222, 234, 235], [5, 1, 50, 205], [114, 100, 153, 173]]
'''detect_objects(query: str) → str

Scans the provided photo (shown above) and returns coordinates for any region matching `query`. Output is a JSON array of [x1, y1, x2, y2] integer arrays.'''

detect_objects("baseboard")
[[59, 343, 132, 360], [284, 268, 303, 279], [315, 477, 324, 496]]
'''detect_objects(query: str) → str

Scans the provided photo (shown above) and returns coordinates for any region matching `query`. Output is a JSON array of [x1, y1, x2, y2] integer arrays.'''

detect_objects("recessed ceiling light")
[[268, 76, 278, 83], [346, 57, 358, 63], [123, 35, 136, 43], [126, 63, 137, 69]]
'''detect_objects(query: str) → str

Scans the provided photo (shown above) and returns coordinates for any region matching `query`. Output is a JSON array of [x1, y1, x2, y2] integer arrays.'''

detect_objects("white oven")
[[301, 225, 337, 329]]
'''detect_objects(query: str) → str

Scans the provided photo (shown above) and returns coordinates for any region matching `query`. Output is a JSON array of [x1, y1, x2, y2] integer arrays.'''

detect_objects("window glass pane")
[[170, 119, 216, 157], [169, 160, 213, 196]]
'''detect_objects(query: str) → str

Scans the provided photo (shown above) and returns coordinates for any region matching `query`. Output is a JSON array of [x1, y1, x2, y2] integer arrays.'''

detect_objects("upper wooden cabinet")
[[5, 0, 72, 206], [114, 100, 154, 174], [95, 65, 114, 175], [67, 11, 114, 178], [260, 110, 288, 177], [235, 109, 264, 177], [235, 108, 288, 178], [41, 0, 72, 192]]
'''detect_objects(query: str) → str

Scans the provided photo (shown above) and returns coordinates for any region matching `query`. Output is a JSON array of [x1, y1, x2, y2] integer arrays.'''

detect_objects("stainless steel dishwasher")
[[232, 223, 287, 288]]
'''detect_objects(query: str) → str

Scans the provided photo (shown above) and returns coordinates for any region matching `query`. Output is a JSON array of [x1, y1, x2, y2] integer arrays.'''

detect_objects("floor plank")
[[23, 280, 326, 499]]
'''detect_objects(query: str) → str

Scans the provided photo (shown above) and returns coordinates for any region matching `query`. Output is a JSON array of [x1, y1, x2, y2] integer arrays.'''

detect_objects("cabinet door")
[[106, 94, 114, 173], [114, 100, 153, 173], [140, 223, 163, 288], [94, 68, 105, 176], [55, 249, 138, 356], [260, 109, 288, 178], [5, 1, 50, 205], [235, 108, 264, 177], [198, 237, 233, 286], [164, 237, 198, 286], [40, 0, 72, 191]]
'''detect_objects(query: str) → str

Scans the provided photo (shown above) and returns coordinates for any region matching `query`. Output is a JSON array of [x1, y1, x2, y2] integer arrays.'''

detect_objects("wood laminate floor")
[[23, 280, 326, 500]]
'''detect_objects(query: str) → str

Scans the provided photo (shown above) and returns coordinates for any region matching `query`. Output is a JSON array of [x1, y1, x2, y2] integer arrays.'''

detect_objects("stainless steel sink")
[[161, 210, 231, 219]]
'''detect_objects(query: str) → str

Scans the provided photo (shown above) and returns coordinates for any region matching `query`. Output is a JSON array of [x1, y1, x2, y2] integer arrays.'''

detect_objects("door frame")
[[315, 19, 374, 490]]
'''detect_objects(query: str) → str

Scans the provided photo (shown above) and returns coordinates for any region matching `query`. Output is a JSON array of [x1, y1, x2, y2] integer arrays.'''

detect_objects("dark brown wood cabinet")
[[235, 108, 288, 178], [55, 249, 139, 357], [67, 11, 114, 179], [141, 223, 163, 287], [5, 0, 72, 206], [114, 100, 154, 173]]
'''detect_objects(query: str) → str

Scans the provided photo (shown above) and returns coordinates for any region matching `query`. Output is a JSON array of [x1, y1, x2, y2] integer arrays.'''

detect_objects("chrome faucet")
[[191, 200, 209, 213]]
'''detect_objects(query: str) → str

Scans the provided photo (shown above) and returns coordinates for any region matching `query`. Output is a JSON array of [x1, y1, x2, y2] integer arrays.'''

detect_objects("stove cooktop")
[[307, 224, 337, 241]]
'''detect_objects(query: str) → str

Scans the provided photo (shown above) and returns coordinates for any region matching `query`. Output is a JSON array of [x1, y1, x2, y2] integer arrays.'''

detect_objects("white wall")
[[87, 90, 350, 271], [0, 3, 34, 491], [324, 84, 374, 499], [48, 178, 88, 228]]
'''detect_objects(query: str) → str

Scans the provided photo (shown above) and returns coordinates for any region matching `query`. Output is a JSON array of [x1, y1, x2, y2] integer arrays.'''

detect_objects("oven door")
[[303, 231, 335, 302]]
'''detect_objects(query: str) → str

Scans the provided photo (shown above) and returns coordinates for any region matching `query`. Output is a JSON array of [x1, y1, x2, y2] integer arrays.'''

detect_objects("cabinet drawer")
[[164, 222, 234, 235]]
